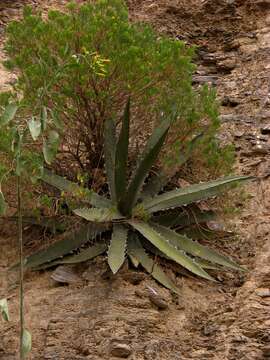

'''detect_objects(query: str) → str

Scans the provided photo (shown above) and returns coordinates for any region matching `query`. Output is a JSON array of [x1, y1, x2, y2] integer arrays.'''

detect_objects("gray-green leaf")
[[73, 207, 124, 222], [28, 117, 41, 140], [144, 175, 254, 213], [128, 234, 180, 293], [22, 329, 32, 358], [108, 224, 128, 274], [0, 298, 9, 321], [151, 223, 244, 271], [41, 169, 111, 208], [120, 120, 170, 215], [129, 220, 214, 281], [0, 103, 18, 127], [34, 242, 107, 269]]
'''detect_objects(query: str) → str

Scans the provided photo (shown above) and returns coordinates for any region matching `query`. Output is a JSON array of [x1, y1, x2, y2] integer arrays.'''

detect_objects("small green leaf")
[[0, 191, 7, 215], [22, 329, 32, 358], [108, 224, 128, 274], [73, 207, 124, 222], [43, 130, 60, 164], [28, 117, 41, 140], [0, 103, 18, 126], [0, 298, 10, 321]]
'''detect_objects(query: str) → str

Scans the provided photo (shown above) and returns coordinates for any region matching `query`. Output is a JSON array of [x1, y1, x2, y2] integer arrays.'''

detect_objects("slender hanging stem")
[[17, 172, 24, 359]]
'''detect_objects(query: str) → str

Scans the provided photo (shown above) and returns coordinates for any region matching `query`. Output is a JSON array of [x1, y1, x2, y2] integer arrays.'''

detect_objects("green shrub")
[[3, 0, 233, 187]]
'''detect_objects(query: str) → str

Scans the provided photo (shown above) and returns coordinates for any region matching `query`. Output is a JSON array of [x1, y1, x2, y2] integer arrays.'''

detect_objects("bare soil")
[[0, 1, 270, 359]]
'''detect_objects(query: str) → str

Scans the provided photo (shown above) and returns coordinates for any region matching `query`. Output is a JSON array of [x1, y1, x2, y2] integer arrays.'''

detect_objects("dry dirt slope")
[[0, 1, 270, 359]]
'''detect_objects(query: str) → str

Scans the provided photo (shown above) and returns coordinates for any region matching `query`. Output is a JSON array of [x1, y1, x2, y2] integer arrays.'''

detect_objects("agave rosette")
[[25, 100, 253, 293]]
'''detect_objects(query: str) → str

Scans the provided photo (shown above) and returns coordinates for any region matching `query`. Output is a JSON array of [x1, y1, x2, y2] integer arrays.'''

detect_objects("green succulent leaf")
[[28, 117, 41, 140], [151, 223, 244, 271], [34, 242, 107, 269], [152, 209, 216, 228], [22, 224, 107, 269], [41, 169, 111, 208], [42, 130, 60, 164], [0, 103, 18, 127], [104, 118, 117, 203], [22, 329, 32, 358], [115, 98, 130, 206], [144, 175, 254, 213], [0, 298, 10, 321], [129, 220, 214, 281], [73, 207, 124, 222], [128, 234, 180, 293], [121, 120, 170, 215], [108, 224, 128, 274]]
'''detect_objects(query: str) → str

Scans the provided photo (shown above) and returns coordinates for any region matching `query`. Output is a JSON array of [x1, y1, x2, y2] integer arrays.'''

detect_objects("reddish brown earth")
[[0, 1, 270, 359]]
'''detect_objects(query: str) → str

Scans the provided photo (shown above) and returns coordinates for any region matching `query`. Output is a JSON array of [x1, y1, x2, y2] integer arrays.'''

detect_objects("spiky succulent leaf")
[[128, 234, 180, 293], [152, 208, 216, 228], [104, 118, 117, 203], [129, 220, 214, 281], [194, 258, 220, 270], [141, 133, 203, 200], [34, 243, 107, 269], [73, 207, 124, 222], [41, 169, 111, 208], [108, 224, 128, 274], [151, 223, 244, 271], [120, 120, 170, 215], [22, 224, 107, 269], [11, 216, 66, 233], [144, 175, 253, 213], [115, 98, 130, 207]]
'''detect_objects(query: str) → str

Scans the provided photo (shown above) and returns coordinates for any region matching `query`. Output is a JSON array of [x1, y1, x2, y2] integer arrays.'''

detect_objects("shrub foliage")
[[4, 0, 233, 188]]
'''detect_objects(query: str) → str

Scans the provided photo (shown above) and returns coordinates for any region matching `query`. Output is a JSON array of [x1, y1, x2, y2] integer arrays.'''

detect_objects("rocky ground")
[[0, 1, 270, 359]]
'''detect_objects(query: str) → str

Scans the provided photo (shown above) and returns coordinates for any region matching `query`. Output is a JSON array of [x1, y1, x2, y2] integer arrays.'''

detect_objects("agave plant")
[[24, 100, 252, 293]]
